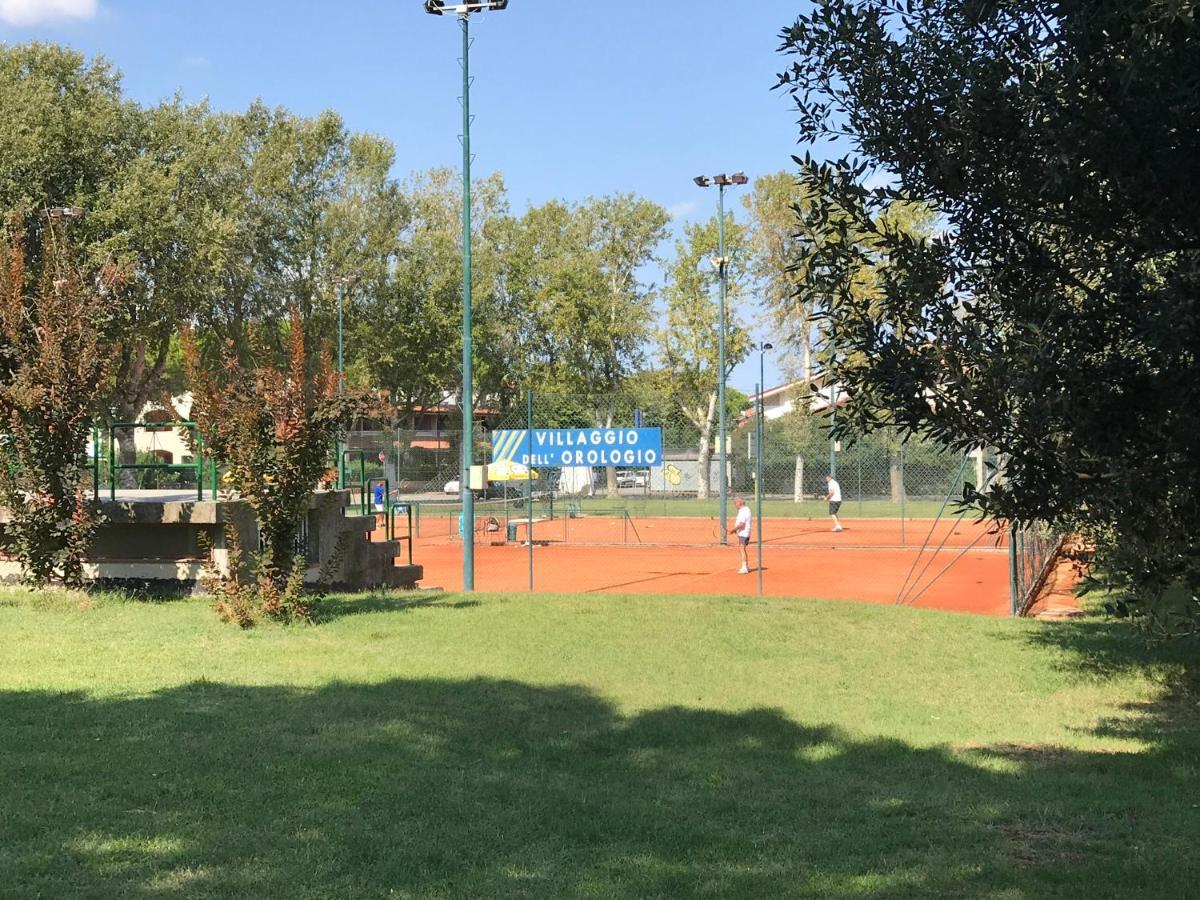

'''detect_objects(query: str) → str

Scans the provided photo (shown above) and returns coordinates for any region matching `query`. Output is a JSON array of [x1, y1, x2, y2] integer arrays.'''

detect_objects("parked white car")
[[616, 469, 648, 488], [443, 479, 460, 495]]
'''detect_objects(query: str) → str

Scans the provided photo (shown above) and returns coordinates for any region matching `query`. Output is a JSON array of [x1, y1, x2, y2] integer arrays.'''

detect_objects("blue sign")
[[491, 428, 664, 468]]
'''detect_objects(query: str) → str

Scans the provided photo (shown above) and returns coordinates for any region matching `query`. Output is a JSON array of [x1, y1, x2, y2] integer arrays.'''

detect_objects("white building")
[[88, 394, 197, 465], [739, 376, 847, 425]]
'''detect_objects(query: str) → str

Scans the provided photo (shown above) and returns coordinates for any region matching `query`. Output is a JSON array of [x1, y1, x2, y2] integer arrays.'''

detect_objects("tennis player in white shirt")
[[729, 496, 752, 574], [825, 474, 844, 532]]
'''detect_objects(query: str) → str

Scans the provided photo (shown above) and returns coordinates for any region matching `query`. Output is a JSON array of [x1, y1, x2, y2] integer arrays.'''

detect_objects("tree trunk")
[[889, 449, 904, 503], [802, 330, 813, 386], [114, 428, 139, 490], [693, 391, 717, 499], [110, 337, 172, 489], [600, 403, 619, 499], [696, 429, 712, 499]]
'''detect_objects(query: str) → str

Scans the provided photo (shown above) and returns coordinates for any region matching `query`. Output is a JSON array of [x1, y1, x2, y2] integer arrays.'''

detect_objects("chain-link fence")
[[329, 393, 1064, 615], [344, 391, 1004, 543], [477, 391, 990, 525], [1009, 522, 1065, 616], [339, 425, 462, 496]]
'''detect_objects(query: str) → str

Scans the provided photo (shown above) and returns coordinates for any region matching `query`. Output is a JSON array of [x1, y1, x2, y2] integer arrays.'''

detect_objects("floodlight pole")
[[829, 316, 837, 479], [337, 284, 345, 396], [694, 173, 746, 545], [428, 1, 509, 591], [716, 183, 729, 545], [756, 341, 772, 596], [335, 281, 345, 489], [459, 11, 476, 590]]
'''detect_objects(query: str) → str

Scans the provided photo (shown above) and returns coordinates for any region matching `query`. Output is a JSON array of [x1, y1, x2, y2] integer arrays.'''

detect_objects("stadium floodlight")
[[757, 342, 774, 400], [425, 0, 511, 592], [425, 0, 508, 14], [693, 169, 749, 545]]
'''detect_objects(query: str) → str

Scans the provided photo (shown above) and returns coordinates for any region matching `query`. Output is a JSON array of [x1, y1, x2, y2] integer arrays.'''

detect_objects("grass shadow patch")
[[311, 591, 483, 623], [2, 676, 1197, 898]]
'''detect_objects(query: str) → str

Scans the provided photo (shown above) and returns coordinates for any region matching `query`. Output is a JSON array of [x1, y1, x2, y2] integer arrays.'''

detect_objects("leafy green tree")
[[497, 194, 668, 494], [778, 0, 1200, 634], [354, 168, 508, 429], [1, 44, 404, 479], [500, 195, 668, 397], [742, 171, 821, 379], [182, 102, 405, 357], [0, 44, 135, 224], [658, 214, 751, 499]]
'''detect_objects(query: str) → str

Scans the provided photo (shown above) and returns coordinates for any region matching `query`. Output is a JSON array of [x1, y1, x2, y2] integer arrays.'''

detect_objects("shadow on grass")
[[1019, 609, 1198, 683], [2, 676, 1197, 898], [312, 593, 482, 623]]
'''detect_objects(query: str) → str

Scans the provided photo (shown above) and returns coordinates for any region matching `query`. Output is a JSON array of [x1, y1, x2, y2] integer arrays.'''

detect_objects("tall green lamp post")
[[693, 171, 747, 545], [425, 0, 509, 590], [755, 342, 772, 595]]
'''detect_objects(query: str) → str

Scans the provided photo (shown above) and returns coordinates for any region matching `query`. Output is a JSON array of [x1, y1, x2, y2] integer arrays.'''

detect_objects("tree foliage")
[[183, 309, 363, 623], [495, 193, 668, 494], [0, 216, 117, 585], [0, 43, 404, 439], [778, 0, 1200, 634], [658, 214, 752, 499], [497, 194, 669, 401], [356, 168, 508, 420]]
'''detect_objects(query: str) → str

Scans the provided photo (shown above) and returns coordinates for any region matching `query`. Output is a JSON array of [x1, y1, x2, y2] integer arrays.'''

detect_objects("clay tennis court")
[[399, 515, 1014, 615]]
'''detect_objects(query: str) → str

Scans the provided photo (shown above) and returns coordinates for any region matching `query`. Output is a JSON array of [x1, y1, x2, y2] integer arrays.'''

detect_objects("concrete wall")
[[0, 490, 421, 591]]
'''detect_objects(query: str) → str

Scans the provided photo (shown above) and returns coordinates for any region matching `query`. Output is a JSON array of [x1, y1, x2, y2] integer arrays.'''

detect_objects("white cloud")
[[0, 0, 98, 27], [182, 54, 210, 69], [666, 201, 698, 220], [862, 170, 897, 191]]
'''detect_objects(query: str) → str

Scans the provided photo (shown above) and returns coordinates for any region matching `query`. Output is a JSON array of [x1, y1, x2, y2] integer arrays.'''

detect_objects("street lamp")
[[828, 322, 837, 480], [425, 0, 509, 591], [755, 342, 772, 595], [694, 171, 748, 544], [335, 277, 357, 397], [332, 276, 358, 490]]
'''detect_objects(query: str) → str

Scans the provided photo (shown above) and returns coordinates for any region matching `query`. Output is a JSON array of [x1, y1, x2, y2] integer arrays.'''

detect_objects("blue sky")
[[1, 0, 814, 391]]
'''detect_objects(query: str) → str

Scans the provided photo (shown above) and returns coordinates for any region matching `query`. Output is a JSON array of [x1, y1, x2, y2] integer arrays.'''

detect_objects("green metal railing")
[[339, 449, 367, 504], [388, 501, 415, 565], [105, 422, 213, 502]]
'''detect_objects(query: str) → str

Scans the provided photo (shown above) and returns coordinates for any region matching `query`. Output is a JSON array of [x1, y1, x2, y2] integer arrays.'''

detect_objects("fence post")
[[793, 455, 803, 504], [527, 388, 534, 592], [1008, 523, 1020, 616], [857, 453, 863, 517], [195, 429, 205, 501], [899, 447, 906, 546], [755, 383, 764, 596], [91, 425, 99, 501], [108, 426, 116, 502]]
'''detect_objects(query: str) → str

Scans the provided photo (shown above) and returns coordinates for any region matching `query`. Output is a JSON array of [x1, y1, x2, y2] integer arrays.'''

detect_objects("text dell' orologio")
[[490, 428, 664, 468]]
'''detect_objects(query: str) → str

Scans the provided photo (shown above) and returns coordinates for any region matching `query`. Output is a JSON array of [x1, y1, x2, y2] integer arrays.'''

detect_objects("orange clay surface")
[[389, 516, 1014, 617]]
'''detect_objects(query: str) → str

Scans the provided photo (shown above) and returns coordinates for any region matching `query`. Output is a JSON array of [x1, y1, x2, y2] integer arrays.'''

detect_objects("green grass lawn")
[[1, 589, 1196, 899]]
